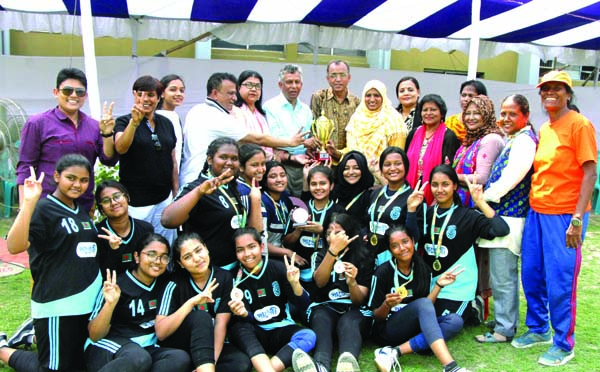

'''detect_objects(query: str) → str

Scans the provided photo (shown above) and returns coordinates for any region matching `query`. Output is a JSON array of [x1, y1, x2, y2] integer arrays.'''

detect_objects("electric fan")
[[0, 98, 27, 217]]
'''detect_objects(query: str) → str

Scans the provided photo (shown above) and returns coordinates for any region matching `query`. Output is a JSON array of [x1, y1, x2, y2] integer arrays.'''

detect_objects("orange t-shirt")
[[445, 113, 466, 142], [530, 110, 597, 214]]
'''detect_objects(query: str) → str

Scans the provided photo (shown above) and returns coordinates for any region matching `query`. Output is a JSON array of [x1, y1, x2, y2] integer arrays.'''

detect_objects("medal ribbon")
[[264, 192, 289, 227], [234, 261, 263, 288], [309, 199, 333, 247], [430, 204, 458, 266], [369, 185, 409, 233], [204, 171, 247, 227], [340, 190, 365, 211], [393, 260, 414, 290]]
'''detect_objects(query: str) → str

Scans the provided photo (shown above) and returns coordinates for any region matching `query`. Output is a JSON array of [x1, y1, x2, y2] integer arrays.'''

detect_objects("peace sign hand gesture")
[[248, 177, 262, 202], [198, 168, 234, 195], [103, 269, 121, 305], [23, 166, 45, 204], [464, 172, 484, 206], [407, 180, 428, 211], [190, 278, 219, 307], [98, 227, 122, 250], [100, 101, 115, 136], [284, 252, 300, 285], [437, 265, 465, 287]]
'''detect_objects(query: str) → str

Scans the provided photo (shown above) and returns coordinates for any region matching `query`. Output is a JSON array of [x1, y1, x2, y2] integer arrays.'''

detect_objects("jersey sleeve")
[[367, 265, 388, 310], [157, 280, 179, 316]]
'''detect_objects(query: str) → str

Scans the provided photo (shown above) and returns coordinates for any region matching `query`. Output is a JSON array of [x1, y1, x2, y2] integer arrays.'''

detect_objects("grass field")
[[1, 216, 599, 372]]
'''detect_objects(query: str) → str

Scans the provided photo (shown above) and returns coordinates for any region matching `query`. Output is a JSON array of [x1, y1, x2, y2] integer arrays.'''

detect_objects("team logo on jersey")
[[446, 225, 456, 240], [148, 299, 157, 310], [272, 282, 281, 297], [254, 305, 280, 322], [76, 242, 97, 258], [81, 221, 92, 230], [328, 288, 349, 300], [122, 253, 132, 263], [257, 288, 267, 297], [390, 206, 401, 220], [219, 195, 230, 209]]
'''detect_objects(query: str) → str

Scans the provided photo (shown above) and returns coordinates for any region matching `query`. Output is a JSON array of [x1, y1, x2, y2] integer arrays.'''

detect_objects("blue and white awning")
[[1, 0, 599, 63]]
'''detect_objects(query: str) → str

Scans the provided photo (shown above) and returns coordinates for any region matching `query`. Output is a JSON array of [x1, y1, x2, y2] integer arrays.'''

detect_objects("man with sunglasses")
[[16, 67, 118, 213]]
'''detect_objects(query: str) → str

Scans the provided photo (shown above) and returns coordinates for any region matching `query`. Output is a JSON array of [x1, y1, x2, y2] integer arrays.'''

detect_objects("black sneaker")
[[8, 318, 35, 349], [0, 332, 8, 348]]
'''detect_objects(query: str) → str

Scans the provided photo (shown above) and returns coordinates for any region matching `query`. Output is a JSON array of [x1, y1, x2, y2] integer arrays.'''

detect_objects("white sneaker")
[[336, 352, 360, 372], [292, 349, 318, 372], [374, 346, 401, 372]]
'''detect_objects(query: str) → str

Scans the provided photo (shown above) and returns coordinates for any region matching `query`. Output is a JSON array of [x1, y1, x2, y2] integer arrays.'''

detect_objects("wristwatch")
[[570, 215, 582, 227]]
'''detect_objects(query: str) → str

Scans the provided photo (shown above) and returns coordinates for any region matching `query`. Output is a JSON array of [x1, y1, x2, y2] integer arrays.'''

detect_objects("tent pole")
[[80, 0, 101, 119], [154, 32, 213, 57], [467, 0, 481, 80]]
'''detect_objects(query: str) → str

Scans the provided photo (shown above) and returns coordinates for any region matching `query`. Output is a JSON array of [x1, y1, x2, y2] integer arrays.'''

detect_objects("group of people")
[[0, 62, 595, 372]]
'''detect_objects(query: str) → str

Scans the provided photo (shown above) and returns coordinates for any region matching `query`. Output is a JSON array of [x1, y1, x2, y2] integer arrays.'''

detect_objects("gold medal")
[[395, 286, 408, 298], [433, 259, 442, 272], [230, 287, 244, 302], [370, 234, 378, 246]]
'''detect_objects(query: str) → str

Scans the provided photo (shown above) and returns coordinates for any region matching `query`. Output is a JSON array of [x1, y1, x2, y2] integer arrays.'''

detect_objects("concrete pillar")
[[516, 52, 541, 85], [195, 39, 212, 59], [367, 50, 391, 70]]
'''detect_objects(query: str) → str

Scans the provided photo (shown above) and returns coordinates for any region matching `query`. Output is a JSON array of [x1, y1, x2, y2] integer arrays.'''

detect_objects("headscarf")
[[461, 95, 502, 146], [350, 80, 406, 137], [332, 150, 374, 205]]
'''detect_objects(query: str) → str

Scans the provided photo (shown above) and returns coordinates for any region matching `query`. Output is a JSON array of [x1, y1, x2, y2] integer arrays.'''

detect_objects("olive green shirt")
[[310, 88, 360, 150]]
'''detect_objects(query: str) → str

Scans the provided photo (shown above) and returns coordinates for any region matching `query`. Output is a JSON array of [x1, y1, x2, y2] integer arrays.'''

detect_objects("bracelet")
[[100, 131, 114, 138], [435, 281, 445, 289], [327, 248, 338, 258]]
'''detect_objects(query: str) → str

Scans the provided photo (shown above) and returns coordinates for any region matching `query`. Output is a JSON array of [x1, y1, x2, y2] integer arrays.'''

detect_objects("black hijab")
[[332, 150, 374, 205]]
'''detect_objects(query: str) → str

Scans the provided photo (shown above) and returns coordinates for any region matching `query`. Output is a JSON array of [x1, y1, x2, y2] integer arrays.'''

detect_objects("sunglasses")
[[59, 86, 87, 97], [151, 133, 162, 151]]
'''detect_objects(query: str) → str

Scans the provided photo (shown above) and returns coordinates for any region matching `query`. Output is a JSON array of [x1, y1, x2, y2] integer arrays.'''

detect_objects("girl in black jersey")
[[367, 147, 419, 267], [370, 225, 469, 372], [2, 154, 101, 371], [85, 233, 190, 372], [292, 213, 374, 372], [330, 150, 374, 224], [162, 137, 262, 271], [227, 228, 316, 372], [156, 233, 252, 372], [95, 180, 155, 275], [238, 144, 267, 203]]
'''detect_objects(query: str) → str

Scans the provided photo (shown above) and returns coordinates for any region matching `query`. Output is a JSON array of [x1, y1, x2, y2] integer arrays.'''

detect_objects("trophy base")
[[316, 151, 330, 161]]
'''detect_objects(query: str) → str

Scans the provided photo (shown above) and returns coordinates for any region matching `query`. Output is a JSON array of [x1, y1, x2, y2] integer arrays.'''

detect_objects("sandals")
[[475, 332, 513, 343]]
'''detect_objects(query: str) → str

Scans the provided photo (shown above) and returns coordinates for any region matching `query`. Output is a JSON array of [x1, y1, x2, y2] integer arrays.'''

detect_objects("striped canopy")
[[2, 0, 599, 64]]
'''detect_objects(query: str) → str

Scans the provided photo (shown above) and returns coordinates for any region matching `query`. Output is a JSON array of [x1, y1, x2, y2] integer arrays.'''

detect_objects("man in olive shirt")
[[310, 60, 360, 152]]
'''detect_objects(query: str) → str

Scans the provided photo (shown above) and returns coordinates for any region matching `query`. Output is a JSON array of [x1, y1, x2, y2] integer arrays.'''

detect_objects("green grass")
[[2, 216, 600, 371]]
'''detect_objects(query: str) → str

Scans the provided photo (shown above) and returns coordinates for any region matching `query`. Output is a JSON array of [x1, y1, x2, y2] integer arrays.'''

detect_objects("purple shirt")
[[16, 107, 118, 211]]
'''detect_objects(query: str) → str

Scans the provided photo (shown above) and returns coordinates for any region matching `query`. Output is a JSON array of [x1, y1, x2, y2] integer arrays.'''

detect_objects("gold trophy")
[[312, 111, 335, 161]]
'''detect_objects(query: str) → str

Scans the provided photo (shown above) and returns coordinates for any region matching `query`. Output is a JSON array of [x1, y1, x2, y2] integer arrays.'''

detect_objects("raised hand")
[[325, 140, 340, 161], [465, 172, 484, 205], [437, 265, 465, 287], [23, 166, 45, 203], [407, 179, 428, 211], [368, 157, 380, 175], [284, 252, 300, 284], [103, 269, 121, 305], [291, 128, 311, 147], [191, 278, 219, 306], [249, 177, 262, 201], [328, 230, 358, 257], [100, 101, 115, 135], [131, 104, 144, 125], [198, 168, 235, 195], [98, 227, 123, 250]]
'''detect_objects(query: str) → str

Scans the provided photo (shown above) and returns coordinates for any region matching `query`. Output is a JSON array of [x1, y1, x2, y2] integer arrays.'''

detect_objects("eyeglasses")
[[151, 133, 162, 151], [328, 73, 348, 80], [241, 82, 262, 90], [142, 251, 170, 265], [99, 192, 125, 206], [59, 86, 87, 97]]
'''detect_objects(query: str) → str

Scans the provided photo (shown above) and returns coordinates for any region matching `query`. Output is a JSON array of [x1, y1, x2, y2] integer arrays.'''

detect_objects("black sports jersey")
[[262, 191, 294, 247], [29, 195, 101, 318], [367, 185, 425, 264], [367, 258, 432, 318], [95, 217, 154, 275], [90, 271, 168, 347], [237, 259, 305, 330], [177, 175, 245, 267], [158, 267, 233, 318], [311, 243, 374, 306], [418, 204, 509, 302]]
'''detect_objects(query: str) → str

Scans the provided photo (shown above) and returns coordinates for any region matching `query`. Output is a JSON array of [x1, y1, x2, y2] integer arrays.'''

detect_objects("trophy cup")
[[311, 111, 335, 161]]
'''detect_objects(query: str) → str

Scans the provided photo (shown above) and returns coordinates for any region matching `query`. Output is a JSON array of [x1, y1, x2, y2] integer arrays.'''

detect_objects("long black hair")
[[429, 164, 462, 205], [201, 137, 243, 208], [234, 70, 266, 116], [325, 213, 375, 275]]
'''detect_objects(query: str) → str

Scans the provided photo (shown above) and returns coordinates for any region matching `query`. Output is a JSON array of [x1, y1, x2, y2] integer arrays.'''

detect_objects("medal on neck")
[[231, 261, 263, 301], [369, 185, 408, 246], [430, 204, 457, 272], [394, 261, 413, 298]]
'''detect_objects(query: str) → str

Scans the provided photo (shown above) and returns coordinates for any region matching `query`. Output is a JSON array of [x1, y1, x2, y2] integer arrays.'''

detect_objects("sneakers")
[[538, 345, 574, 366], [470, 295, 484, 326], [7, 318, 35, 349], [0, 332, 8, 348], [374, 346, 401, 372], [336, 352, 360, 372], [511, 330, 552, 349], [292, 349, 322, 372]]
